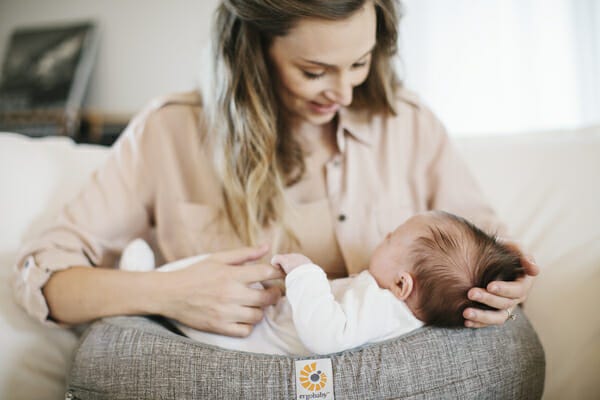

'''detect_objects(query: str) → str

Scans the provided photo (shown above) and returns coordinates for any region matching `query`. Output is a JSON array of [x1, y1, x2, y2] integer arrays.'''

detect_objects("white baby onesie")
[[120, 241, 423, 355]]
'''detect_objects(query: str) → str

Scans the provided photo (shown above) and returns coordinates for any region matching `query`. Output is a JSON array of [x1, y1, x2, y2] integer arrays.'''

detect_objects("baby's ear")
[[390, 272, 414, 301]]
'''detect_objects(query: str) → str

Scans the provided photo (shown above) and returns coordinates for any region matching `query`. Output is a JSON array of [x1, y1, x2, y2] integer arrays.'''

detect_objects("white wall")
[[0, 0, 220, 114], [400, 0, 600, 135]]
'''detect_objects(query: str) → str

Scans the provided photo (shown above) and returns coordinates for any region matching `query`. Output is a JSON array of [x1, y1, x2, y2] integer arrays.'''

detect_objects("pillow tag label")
[[294, 358, 334, 400]]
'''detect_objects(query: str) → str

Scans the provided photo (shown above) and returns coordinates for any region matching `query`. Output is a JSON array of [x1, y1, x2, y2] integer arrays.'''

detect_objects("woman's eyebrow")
[[299, 44, 376, 68]]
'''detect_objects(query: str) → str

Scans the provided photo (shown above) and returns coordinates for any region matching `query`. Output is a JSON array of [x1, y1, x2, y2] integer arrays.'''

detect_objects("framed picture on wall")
[[0, 21, 98, 137]]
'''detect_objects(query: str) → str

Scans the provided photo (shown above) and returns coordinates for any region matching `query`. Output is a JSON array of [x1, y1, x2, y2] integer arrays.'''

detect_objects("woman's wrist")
[[140, 270, 175, 317]]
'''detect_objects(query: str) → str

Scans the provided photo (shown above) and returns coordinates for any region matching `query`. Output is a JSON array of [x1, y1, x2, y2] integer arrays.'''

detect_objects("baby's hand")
[[271, 253, 313, 274]]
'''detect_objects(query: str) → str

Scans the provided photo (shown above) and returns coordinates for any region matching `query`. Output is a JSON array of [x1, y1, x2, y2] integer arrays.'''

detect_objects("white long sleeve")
[[285, 264, 423, 355]]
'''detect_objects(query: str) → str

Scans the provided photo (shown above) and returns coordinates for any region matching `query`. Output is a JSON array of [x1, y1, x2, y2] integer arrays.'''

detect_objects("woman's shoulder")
[[385, 86, 447, 138], [390, 86, 440, 125], [136, 91, 204, 124], [108, 91, 210, 173], [348, 86, 438, 128], [337, 86, 450, 166], [145, 91, 203, 112], [123, 91, 206, 145], [393, 86, 423, 111], [346, 87, 444, 142]]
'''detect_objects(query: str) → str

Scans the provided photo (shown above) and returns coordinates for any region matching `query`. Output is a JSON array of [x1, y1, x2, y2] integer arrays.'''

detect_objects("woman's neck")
[[288, 118, 337, 154]]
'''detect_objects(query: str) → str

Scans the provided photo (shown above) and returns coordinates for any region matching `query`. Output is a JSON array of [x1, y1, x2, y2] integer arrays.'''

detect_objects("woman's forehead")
[[271, 3, 377, 65]]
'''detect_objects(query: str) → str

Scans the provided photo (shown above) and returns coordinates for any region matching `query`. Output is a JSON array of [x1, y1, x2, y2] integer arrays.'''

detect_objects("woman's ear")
[[390, 271, 414, 301]]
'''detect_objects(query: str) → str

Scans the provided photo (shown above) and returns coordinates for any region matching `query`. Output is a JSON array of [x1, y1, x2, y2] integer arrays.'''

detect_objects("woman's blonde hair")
[[206, 0, 402, 246]]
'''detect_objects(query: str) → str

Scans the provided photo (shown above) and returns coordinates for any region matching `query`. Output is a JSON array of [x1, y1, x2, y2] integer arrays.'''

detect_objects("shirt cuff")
[[11, 252, 91, 327], [285, 263, 324, 286]]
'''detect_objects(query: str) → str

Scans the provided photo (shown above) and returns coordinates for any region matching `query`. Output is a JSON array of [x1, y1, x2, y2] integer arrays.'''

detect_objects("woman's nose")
[[325, 74, 353, 106]]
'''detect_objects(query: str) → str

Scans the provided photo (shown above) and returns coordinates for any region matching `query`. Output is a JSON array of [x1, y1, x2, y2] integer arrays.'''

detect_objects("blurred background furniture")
[[0, 22, 98, 138]]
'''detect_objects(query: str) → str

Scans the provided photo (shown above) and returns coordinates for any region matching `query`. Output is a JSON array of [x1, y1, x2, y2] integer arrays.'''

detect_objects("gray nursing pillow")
[[66, 310, 544, 400]]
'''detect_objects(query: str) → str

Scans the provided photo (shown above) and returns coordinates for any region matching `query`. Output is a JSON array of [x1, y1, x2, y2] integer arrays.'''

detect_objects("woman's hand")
[[155, 245, 285, 337], [463, 240, 540, 328]]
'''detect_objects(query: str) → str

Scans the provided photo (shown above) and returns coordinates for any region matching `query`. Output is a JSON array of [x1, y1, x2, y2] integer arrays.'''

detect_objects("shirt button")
[[338, 214, 346, 222], [333, 159, 341, 167]]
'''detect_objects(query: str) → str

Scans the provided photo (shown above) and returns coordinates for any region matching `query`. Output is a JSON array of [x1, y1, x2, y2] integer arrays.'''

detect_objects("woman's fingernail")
[[467, 311, 476, 318], [490, 285, 498, 293], [471, 292, 481, 300]]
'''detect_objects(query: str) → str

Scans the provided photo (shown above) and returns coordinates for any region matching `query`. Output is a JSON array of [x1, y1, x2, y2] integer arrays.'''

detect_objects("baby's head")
[[369, 211, 524, 327]]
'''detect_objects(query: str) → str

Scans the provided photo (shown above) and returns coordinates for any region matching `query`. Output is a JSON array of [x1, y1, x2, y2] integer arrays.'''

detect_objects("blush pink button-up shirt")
[[12, 88, 506, 325]]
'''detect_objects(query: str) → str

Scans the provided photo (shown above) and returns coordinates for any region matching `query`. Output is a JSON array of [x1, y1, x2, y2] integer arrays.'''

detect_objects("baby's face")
[[369, 211, 440, 287]]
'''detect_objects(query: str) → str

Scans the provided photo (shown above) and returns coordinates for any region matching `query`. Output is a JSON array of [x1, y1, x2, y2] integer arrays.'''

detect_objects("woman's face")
[[268, 3, 377, 126]]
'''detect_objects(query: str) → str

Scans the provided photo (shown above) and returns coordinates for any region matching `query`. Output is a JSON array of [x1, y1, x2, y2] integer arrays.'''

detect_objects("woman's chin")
[[302, 110, 337, 126]]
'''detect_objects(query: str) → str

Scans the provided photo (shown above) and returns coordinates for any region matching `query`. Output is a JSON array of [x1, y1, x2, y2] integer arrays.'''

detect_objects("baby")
[[120, 210, 523, 355]]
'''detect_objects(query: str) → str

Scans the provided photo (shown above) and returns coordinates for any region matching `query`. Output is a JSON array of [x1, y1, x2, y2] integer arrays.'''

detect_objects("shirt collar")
[[335, 106, 373, 153]]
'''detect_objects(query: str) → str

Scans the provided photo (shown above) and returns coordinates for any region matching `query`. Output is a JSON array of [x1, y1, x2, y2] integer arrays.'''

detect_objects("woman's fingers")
[[233, 305, 265, 325], [243, 285, 282, 308], [463, 307, 509, 327], [464, 321, 486, 329], [234, 263, 285, 283], [220, 322, 255, 338], [467, 287, 518, 310], [218, 305, 269, 337], [520, 254, 540, 276], [211, 244, 270, 265], [498, 239, 540, 277], [465, 238, 538, 330], [486, 274, 535, 302]]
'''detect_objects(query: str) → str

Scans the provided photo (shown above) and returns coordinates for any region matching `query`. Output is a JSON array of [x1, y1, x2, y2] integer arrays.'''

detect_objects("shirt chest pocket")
[[176, 201, 240, 253]]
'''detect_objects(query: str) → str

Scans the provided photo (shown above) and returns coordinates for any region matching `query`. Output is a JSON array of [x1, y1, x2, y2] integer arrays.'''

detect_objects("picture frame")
[[0, 21, 98, 137]]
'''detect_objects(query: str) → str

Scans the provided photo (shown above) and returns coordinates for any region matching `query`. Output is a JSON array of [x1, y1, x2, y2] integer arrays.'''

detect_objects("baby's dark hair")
[[409, 211, 524, 327]]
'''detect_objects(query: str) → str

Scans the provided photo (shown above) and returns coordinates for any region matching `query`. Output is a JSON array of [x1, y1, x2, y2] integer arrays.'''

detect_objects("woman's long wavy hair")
[[206, 0, 403, 246]]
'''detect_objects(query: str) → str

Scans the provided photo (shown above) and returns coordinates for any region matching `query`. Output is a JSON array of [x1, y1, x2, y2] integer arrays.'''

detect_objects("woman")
[[14, 0, 539, 385]]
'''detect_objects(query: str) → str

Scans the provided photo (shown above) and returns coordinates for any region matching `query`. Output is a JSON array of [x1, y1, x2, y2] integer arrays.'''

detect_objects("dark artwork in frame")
[[0, 21, 98, 137]]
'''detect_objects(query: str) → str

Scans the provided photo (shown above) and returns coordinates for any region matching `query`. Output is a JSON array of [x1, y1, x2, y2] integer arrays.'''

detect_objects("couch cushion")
[[456, 126, 600, 399], [0, 133, 109, 254], [0, 251, 79, 400], [0, 133, 107, 400]]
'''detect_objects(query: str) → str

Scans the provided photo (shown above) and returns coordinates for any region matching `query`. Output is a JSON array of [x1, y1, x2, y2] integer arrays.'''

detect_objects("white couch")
[[1, 128, 599, 400]]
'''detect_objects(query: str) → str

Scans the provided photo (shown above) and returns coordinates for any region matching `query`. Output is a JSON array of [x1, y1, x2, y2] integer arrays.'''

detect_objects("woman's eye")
[[302, 70, 325, 80], [352, 61, 368, 69]]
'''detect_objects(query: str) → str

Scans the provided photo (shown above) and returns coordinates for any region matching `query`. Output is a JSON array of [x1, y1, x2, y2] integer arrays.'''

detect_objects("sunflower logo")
[[299, 362, 328, 391]]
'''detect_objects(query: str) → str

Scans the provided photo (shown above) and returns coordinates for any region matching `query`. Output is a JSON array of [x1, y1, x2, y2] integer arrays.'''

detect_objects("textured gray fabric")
[[67, 308, 545, 399]]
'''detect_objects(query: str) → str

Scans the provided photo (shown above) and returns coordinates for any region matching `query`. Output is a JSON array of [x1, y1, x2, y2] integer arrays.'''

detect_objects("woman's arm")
[[43, 266, 162, 325], [43, 245, 284, 337], [13, 96, 284, 335], [12, 107, 157, 325]]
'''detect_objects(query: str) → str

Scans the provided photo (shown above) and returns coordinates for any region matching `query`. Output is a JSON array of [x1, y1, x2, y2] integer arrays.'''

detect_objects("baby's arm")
[[282, 262, 414, 355]]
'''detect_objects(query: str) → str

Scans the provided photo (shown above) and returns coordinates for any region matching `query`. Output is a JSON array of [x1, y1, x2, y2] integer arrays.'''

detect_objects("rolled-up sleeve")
[[11, 108, 156, 326]]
